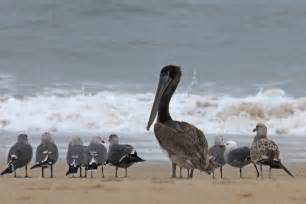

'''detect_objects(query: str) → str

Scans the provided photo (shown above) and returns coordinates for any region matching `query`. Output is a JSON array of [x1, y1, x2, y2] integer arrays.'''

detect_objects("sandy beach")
[[0, 162, 305, 204]]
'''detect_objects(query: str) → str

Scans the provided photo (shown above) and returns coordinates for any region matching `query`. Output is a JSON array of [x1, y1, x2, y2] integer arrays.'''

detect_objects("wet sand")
[[0, 162, 306, 204]]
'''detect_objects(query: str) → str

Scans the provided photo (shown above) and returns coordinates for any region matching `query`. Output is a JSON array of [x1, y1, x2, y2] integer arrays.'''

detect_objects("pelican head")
[[253, 123, 267, 139], [147, 65, 182, 130]]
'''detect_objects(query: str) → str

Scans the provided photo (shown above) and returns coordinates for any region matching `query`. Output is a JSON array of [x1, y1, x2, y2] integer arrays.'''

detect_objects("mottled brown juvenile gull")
[[31, 132, 58, 178], [250, 123, 294, 178], [1, 134, 33, 177], [147, 65, 214, 178], [107, 134, 144, 177]]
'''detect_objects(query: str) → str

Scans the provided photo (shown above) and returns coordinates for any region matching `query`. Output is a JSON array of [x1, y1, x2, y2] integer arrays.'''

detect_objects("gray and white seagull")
[[224, 140, 259, 178], [1, 134, 33, 177], [107, 134, 144, 178], [85, 136, 108, 178], [209, 136, 226, 179]]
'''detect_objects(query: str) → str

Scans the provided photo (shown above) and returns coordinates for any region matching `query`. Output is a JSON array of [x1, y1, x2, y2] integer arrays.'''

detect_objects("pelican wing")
[[154, 121, 209, 170]]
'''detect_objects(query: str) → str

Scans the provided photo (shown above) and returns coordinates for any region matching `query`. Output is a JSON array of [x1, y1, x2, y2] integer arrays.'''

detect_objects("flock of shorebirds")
[[0, 65, 294, 179]]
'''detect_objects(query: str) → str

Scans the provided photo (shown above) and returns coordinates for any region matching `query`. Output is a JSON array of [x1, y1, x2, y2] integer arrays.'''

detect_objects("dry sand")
[[0, 162, 306, 204]]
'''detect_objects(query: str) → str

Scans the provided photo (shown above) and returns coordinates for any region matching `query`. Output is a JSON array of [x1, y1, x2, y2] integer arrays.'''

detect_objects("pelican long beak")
[[146, 74, 172, 130]]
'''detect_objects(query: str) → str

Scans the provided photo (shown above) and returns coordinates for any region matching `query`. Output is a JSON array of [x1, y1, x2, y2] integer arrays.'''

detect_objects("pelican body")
[[147, 65, 213, 178]]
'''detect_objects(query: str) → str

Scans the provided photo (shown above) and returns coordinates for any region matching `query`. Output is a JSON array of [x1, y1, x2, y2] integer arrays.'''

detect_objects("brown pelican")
[[147, 65, 213, 178]]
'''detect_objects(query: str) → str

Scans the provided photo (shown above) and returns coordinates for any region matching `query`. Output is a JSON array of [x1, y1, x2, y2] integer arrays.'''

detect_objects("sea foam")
[[0, 88, 305, 136]]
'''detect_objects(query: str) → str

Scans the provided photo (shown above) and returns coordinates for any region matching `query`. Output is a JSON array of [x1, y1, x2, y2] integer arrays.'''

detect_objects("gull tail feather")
[[280, 163, 294, 178], [1, 165, 14, 175], [30, 163, 41, 170]]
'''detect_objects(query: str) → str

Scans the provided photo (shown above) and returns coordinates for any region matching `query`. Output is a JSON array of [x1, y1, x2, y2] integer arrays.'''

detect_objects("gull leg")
[[125, 168, 128, 178], [171, 163, 177, 178], [252, 162, 259, 178], [212, 169, 215, 179], [239, 168, 242, 178], [220, 166, 223, 179], [269, 167, 272, 179], [79, 167, 82, 178], [115, 167, 118, 178], [101, 166, 104, 178], [187, 169, 190, 177], [42, 167, 45, 178], [179, 167, 183, 179], [260, 165, 263, 179], [25, 165, 29, 178], [50, 165, 53, 178], [14, 170, 17, 178]]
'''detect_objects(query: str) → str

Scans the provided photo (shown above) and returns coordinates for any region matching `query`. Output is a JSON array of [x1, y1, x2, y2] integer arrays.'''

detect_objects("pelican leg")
[[25, 165, 29, 178], [50, 165, 53, 178], [189, 169, 194, 179], [101, 166, 104, 178], [239, 168, 242, 178], [260, 165, 263, 179], [220, 167, 223, 179], [171, 163, 177, 178], [179, 167, 183, 179], [125, 168, 128, 178], [115, 167, 118, 178]]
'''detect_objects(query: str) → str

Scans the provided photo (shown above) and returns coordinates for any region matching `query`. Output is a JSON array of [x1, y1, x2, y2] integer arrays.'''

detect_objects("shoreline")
[[1, 163, 306, 204]]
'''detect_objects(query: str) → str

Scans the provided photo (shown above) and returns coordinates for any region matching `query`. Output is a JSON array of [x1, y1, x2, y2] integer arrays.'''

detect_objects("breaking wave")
[[0, 88, 305, 136]]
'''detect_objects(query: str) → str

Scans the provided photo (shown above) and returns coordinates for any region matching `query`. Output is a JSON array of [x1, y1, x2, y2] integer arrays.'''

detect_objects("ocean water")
[[0, 0, 306, 161]]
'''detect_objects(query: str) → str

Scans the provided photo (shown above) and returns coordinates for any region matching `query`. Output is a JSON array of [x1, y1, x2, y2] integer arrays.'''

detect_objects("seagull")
[[107, 134, 145, 177], [209, 136, 226, 179], [66, 137, 86, 177], [250, 123, 294, 178], [1, 134, 33, 178], [31, 132, 59, 178], [85, 136, 108, 178], [224, 140, 259, 178], [147, 65, 213, 178]]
